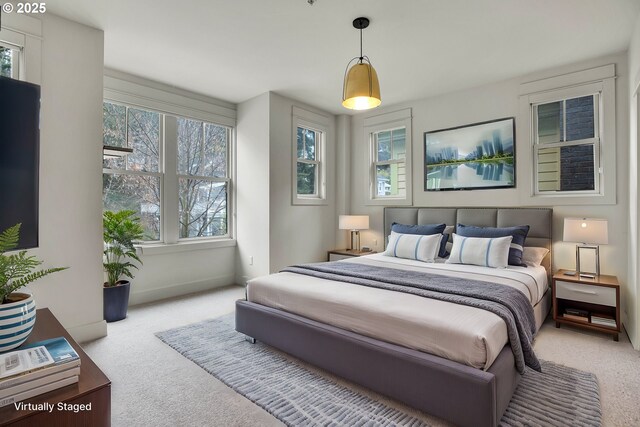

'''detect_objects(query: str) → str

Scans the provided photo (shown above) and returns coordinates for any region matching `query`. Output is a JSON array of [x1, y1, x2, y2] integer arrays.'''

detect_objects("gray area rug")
[[156, 314, 602, 427]]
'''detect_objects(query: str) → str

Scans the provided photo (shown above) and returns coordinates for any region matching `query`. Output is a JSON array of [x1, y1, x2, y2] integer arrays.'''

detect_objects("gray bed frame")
[[236, 207, 553, 427]]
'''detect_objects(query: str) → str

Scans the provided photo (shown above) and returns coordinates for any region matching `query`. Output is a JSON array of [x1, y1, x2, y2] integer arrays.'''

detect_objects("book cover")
[[20, 337, 80, 365], [0, 338, 80, 386], [0, 347, 54, 380], [565, 308, 589, 317], [0, 375, 78, 408], [563, 313, 589, 322], [591, 318, 616, 327], [0, 366, 80, 400]]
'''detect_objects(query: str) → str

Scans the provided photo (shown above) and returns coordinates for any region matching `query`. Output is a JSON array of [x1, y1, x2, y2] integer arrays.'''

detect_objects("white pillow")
[[384, 232, 442, 263], [522, 247, 549, 267], [446, 233, 512, 268]]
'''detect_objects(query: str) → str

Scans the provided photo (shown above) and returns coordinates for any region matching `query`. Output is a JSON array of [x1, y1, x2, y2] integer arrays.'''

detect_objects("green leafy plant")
[[0, 224, 67, 304], [103, 210, 144, 287]]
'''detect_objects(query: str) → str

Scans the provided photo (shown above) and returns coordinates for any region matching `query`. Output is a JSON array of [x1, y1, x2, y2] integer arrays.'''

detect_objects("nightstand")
[[552, 270, 621, 341], [328, 249, 376, 261]]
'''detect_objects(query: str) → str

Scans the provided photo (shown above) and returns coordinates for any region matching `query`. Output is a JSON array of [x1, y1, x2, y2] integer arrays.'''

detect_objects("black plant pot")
[[103, 280, 130, 322]]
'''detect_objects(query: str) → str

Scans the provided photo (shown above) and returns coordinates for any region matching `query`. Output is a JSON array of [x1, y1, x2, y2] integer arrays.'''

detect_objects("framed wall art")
[[424, 117, 515, 191]]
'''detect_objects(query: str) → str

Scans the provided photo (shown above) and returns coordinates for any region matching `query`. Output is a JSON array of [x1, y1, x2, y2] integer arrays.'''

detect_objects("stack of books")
[[562, 308, 589, 323], [591, 314, 617, 328], [0, 337, 81, 408]]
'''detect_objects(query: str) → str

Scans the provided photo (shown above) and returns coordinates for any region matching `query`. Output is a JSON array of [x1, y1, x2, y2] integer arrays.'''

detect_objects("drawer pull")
[[572, 289, 597, 295]]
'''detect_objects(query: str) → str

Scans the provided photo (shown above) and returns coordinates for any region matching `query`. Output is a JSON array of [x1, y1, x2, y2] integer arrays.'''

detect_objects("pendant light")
[[342, 17, 381, 110]]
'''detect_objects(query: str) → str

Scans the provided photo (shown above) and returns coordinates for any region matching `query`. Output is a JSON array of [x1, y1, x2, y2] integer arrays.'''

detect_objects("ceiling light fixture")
[[342, 17, 381, 110]]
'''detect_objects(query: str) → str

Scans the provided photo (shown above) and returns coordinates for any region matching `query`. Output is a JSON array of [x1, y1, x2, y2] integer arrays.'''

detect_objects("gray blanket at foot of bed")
[[282, 261, 540, 373]]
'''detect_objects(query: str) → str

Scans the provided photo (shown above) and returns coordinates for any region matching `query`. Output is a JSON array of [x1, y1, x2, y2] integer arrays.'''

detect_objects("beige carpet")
[[82, 285, 640, 427]]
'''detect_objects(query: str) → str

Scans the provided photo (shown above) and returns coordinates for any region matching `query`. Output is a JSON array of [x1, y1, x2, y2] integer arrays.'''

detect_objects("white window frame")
[[0, 13, 42, 85], [364, 108, 412, 206], [518, 64, 616, 205], [103, 72, 237, 253], [292, 106, 330, 206], [175, 117, 233, 242], [532, 89, 601, 195]]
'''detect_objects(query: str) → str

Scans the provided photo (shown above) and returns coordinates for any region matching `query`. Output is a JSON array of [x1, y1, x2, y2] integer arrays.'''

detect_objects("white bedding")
[[246, 253, 548, 370]]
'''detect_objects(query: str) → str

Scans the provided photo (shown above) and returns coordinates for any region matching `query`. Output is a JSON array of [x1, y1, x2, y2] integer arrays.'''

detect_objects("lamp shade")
[[339, 215, 369, 230], [342, 63, 381, 110], [563, 218, 608, 244]]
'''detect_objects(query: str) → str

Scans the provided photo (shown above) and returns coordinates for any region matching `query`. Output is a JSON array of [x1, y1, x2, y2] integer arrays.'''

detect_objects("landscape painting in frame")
[[424, 117, 515, 191]]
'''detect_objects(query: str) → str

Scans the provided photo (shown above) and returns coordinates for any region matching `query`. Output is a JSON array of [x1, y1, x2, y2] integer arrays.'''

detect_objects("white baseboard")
[[129, 275, 236, 306], [67, 319, 108, 344]]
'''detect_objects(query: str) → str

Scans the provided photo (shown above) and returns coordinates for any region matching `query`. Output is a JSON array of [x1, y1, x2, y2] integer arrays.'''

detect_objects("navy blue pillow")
[[456, 224, 530, 267], [391, 223, 448, 258]]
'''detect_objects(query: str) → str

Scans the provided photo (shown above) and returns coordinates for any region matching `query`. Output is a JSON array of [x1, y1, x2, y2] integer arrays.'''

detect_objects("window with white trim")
[[296, 125, 323, 198], [292, 107, 329, 205], [533, 93, 600, 194], [372, 127, 406, 198], [364, 109, 412, 205], [0, 44, 20, 79], [102, 101, 232, 242], [521, 65, 615, 205]]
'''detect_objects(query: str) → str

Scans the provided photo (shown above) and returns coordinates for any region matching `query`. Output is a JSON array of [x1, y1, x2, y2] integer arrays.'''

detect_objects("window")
[[296, 126, 322, 197], [292, 107, 329, 205], [533, 93, 600, 194], [364, 108, 412, 205], [521, 64, 615, 205], [102, 101, 232, 243], [372, 127, 406, 198], [103, 103, 162, 241], [177, 118, 230, 238], [0, 44, 20, 79]]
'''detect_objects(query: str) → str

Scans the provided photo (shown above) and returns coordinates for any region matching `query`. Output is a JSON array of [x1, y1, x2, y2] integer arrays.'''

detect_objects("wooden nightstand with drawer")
[[552, 270, 620, 341]]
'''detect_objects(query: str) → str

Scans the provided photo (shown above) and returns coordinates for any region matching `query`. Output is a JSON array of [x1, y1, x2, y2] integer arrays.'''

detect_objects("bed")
[[235, 207, 552, 427]]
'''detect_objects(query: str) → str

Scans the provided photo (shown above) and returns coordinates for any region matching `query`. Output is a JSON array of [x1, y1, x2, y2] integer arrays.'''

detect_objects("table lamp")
[[563, 218, 608, 277], [339, 215, 369, 251]]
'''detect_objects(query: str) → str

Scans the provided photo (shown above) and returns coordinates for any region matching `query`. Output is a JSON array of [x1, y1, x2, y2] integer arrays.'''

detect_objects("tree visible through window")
[[0, 46, 15, 78], [102, 103, 161, 240], [177, 118, 229, 238], [102, 101, 232, 242], [296, 126, 322, 197]]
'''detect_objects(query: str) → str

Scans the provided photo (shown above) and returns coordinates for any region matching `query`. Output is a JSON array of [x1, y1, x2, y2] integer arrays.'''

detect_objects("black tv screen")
[[0, 77, 40, 249]]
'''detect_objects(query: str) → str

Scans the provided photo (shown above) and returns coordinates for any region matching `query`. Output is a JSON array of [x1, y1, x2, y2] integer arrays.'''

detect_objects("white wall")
[[236, 93, 271, 283], [626, 14, 640, 348], [16, 14, 106, 342], [129, 246, 236, 305], [349, 52, 632, 338], [268, 93, 337, 271]]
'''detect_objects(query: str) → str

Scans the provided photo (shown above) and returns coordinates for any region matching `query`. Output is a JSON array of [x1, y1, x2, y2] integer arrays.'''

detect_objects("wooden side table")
[[0, 308, 111, 426], [552, 270, 620, 341], [328, 249, 376, 261]]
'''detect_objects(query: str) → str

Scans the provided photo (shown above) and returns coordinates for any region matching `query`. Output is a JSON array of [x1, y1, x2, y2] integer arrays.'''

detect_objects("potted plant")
[[0, 224, 67, 352], [103, 210, 144, 322]]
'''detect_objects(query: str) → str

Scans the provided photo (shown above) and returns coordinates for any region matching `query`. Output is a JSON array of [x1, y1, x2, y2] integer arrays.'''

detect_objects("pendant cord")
[[359, 25, 363, 60]]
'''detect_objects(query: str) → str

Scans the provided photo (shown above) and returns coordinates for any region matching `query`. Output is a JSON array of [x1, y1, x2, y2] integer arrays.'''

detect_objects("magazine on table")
[[0, 346, 54, 380]]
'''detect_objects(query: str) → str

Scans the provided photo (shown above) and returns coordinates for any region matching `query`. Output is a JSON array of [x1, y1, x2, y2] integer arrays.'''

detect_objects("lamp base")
[[348, 230, 361, 252], [575, 244, 600, 277]]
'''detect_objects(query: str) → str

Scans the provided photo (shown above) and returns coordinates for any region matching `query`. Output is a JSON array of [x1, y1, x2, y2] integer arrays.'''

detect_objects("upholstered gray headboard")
[[384, 207, 553, 275]]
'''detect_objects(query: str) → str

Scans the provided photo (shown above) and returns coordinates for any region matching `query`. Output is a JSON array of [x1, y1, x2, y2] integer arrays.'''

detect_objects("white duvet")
[[246, 253, 548, 370]]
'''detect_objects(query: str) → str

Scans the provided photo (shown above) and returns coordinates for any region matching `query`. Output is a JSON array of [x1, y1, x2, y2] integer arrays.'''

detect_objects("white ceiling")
[[48, 0, 640, 115]]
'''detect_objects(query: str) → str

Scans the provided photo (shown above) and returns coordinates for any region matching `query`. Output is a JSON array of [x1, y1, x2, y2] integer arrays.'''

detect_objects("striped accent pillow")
[[456, 224, 530, 267], [384, 232, 442, 263], [446, 233, 513, 268]]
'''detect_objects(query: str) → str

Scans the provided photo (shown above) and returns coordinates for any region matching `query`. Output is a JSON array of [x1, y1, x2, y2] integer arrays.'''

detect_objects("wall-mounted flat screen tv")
[[0, 77, 40, 249]]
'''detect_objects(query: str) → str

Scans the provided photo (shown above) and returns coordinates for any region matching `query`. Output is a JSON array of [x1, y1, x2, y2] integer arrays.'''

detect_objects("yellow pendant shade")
[[342, 62, 381, 110]]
